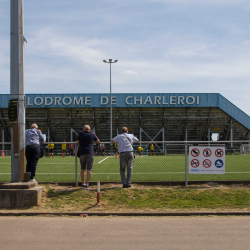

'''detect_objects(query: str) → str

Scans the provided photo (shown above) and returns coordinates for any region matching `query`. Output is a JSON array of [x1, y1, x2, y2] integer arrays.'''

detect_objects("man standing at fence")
[[77, 125, 100, 190], [112, 127, 139, 188], [25, 123, 45, 182]]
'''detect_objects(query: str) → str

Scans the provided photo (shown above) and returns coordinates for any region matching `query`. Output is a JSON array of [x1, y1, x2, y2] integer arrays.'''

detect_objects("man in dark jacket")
[[77, 125, 99, 190]]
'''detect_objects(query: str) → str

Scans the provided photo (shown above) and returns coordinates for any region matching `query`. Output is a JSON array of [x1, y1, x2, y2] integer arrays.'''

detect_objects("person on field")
[[25, 123, 45, 182], [47, 140, 55, 158], [100, 143, 105, 156], [62, 140, 67, 157], [77, 125, 100, 190], [150, 143, 156, 156], [93, 143, 98, 156], [112, 127, 139, 188], [137, 146, 143, 156], [69, 143, 74, 156]]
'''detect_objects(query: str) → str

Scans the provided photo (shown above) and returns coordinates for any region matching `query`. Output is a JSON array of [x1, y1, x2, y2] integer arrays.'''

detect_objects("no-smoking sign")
[[203, 159, 211, 168]]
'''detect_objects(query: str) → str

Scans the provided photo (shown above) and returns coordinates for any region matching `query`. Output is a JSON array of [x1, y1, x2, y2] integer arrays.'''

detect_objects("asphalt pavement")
[[0, 216, 250, 250]]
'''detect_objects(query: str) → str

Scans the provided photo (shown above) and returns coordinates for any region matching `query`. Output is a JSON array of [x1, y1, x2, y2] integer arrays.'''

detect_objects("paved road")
[[0, 216, 249, 250]]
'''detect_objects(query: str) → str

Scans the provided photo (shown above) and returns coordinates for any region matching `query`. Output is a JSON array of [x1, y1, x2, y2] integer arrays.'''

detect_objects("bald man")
[[25, 124, 45, 182], [112, 127, 139, 188]]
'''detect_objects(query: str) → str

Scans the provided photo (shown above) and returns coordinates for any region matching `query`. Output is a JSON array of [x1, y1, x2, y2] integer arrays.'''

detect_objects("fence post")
[[75, 142, 78, 186], [185, 141, 188, 186]]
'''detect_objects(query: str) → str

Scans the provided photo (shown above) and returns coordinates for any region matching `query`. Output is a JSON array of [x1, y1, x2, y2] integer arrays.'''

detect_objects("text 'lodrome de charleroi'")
[[25, 94, 201, 108]]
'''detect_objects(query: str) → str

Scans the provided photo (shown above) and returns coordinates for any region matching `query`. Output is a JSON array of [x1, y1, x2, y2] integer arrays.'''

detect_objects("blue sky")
[[1, 0, 250, 114]]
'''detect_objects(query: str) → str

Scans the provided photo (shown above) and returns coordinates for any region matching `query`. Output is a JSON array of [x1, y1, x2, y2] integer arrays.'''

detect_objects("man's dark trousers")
[[25, 144, 40, 179]]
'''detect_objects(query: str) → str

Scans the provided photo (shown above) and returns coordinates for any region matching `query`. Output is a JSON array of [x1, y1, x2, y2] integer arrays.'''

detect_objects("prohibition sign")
[[203, 148, 212, 157], [203, 159, 211, 168], [215, 148, 224, 157], [191, 159, 199, 168], [191, 148, 200, 157]]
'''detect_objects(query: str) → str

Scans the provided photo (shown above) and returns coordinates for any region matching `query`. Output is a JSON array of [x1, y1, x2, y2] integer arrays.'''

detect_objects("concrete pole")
[[10, 0, 25, 182]]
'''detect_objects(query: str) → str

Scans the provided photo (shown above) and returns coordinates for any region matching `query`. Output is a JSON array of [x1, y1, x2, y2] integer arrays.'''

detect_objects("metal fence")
[[1, 140, 250, 185]]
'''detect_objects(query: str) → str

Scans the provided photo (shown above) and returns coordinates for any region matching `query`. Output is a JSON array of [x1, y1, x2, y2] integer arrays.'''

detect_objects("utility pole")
[[10, 0, 26, 182], [103, 59, 118, 142]]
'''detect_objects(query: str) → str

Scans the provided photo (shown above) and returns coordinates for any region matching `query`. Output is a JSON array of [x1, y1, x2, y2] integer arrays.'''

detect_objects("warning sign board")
[[189, 146, 225, 174]]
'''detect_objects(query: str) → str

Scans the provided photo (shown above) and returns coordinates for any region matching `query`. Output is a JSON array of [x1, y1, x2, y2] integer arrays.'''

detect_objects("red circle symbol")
[[203, 159, 211, 168], [215, 148, 224, 157], [203, 148, 212, 157], [190, 159, 199, 168], [191, 148, 200, 157]]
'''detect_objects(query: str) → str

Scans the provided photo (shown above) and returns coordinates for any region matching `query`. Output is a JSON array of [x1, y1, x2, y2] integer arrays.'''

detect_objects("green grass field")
[[1, 154, 250, 183]]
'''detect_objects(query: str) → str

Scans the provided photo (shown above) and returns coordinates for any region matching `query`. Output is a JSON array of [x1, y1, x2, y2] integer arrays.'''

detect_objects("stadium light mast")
[[103, 59, 118, 144], [10, 0, 26, 182]]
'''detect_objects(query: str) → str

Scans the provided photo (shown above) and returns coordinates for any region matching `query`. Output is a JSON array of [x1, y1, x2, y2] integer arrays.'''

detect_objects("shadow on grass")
[[46, 187, 81, 198]]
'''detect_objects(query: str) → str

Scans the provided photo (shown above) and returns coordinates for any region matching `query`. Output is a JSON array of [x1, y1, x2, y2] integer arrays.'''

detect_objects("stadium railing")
[[1, 140, 250, 185]]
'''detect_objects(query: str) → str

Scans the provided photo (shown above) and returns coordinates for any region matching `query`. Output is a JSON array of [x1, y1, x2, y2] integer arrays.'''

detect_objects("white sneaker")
[[29, 179, 37, 183]]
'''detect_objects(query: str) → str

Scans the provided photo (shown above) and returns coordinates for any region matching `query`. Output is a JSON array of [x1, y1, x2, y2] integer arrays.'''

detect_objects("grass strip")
[[36, 185, 250, 212]]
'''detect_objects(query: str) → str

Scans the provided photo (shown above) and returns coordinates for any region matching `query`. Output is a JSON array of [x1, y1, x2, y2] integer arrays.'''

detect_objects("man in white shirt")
[[112, 127, 139, 188]]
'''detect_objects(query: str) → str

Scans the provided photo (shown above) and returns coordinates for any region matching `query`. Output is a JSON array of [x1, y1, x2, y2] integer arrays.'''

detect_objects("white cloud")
[[1, 0, 250, 116], [124, 70, 138, 75]]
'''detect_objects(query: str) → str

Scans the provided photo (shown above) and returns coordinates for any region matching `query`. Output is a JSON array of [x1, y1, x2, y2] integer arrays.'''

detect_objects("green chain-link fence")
[[1, 141, 250, 184]]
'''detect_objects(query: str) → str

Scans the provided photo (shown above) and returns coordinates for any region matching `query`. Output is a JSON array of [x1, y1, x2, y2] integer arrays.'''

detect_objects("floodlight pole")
[[103, 59, 118, 145], [10, 0, 26, 182]]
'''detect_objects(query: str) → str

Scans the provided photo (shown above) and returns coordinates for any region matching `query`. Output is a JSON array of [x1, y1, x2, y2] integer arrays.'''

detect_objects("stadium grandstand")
[[0, 93, 249, 149]]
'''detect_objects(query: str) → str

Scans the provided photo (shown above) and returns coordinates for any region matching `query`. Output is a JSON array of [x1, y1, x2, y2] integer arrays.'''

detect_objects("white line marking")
[[1, 172, 250, 175], [98, 156, 110, 164]]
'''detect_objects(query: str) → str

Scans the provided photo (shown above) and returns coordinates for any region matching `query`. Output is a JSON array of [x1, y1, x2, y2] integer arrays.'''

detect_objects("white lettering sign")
[[25, 94, 201, 107]]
